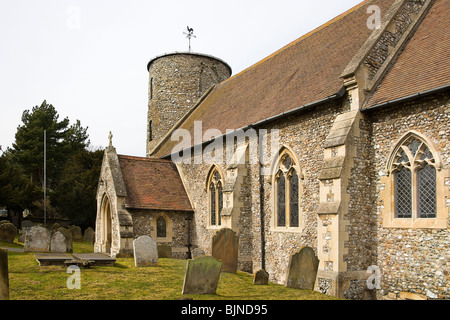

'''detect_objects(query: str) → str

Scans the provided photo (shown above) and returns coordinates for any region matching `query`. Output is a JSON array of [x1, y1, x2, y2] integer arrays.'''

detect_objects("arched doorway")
[[101, 195, 112, 253]]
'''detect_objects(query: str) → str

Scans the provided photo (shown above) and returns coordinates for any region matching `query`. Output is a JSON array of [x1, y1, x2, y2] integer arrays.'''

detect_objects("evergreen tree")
[[10, 100, 89, 189]]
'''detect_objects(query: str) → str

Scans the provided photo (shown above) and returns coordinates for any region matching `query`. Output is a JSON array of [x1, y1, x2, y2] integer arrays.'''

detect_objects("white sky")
[[0, 0, 362, 157]]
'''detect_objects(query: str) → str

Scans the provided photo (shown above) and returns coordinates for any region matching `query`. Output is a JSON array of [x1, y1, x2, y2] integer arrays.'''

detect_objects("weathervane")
[[183, 26, 196, 52]]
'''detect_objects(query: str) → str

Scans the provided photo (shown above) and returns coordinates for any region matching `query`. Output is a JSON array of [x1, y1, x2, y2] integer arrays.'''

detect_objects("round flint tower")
[[146, 52, 232, 157]]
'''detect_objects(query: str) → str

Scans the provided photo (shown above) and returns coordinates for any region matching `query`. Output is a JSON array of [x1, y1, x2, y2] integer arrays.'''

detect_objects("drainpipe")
[[185, 215, 192, 259], [256, 127, 266, 270]]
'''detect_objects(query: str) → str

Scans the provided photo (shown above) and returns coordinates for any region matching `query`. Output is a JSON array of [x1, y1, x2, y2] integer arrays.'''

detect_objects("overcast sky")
[[0, 0, 363, 157]]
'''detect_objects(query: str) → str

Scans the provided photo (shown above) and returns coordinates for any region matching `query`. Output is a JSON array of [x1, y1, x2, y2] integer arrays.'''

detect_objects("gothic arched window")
[[390, 135, 437, 219], [273, 151, 302, 229], [208, 168, 223, 227], [157, 216, 167, 238]]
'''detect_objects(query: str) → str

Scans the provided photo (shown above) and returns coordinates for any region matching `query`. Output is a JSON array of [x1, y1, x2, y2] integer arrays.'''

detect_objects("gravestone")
[[83, 227, 95, 242], [50, 230, 68, 253], [0, 223, 17, 243], [18, 230, 25, 243], [56, 228, 73, 253], [157, 244, 172, 258], [24, 226, 51, 252], [211, 228, 239, 273], [51, 223, 61, 232], [182, 256, 222, 295], [21, 220, 33, 229], [69, 226, 83, 241], [253, 269, 269, 285], [191, 248, 205, 259], [285, 247, 319, 290], [133, 235, 158, 267], [0, 249, 9, 300]]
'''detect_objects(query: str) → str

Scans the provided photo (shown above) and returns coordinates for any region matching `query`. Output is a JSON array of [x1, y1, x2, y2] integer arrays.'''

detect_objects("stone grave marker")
[[56, 228, 73, 253], [182, 256, 222, 295], [133, 235, 158, 267], [0, 223, 17, 244], [212, 228, 239, 273], [157, 244, 172, 258], [0, 249, 9, 300], [285, 247, 319, 290], [24, 226, 51, 252], [69, 226, 83, 241], [191, 248, 205, 258], [83, 227, 95, 242], [253, 269, 269, 285], [50, 230, 68, 253]]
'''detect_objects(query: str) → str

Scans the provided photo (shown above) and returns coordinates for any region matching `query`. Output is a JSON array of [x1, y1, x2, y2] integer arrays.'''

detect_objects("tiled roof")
[[117, 155, 193, 212], [154, 0, 396, 157], [365, 0, 450, 108]]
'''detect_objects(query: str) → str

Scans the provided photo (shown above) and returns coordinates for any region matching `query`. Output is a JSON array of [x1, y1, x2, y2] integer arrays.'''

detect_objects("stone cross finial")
[[108, 131, 113, 147]]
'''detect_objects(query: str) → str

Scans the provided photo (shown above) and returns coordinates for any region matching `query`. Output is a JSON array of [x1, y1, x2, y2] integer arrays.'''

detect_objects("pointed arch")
[[100, 193, 112, 253], [381, 130, 447, 228], [386, 130, 442, 175], [271, 145, 303, 231], [206, 165, 224, 227]]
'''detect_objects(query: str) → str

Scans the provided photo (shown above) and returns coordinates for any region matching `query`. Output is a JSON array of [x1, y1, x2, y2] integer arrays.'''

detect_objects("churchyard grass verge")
[[1, 239, 338, 300]]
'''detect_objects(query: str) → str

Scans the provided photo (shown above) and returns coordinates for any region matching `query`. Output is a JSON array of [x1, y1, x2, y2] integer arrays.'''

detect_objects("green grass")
[[0, 240, 339, 300]]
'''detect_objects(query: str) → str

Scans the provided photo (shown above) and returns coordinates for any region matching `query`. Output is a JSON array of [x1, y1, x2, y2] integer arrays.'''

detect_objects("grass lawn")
[[0, 239, 339, 301]]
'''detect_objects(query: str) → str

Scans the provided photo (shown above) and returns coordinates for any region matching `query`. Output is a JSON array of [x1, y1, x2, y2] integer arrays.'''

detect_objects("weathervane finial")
[[183, 26, 196, 52]]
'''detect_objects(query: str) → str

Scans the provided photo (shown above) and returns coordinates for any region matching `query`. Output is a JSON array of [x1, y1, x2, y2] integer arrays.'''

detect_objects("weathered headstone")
[[285, 247, 319, 290], [157, 244, 172, 258], [24, 226, 51, 252], [0, 249, 9, 300], [191, 248, 206, 259], [212, 228, 239, 273], [69, 226, 83, 241], [56, 228, 73, 253], [21, 220, 33, 229], [0, 223, 17, 243], [50, 230, 68, 253], [51, 223, 61, 232], [83, 227, 95, 242], [133, 235, 158, 267], [253, 269, 269, 285], [182, 256, 222, 295], [18, 230, 25, 243]]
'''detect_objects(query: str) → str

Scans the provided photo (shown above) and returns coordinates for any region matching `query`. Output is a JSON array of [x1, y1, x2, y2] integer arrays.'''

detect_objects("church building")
[[95, 0, 449, 300]]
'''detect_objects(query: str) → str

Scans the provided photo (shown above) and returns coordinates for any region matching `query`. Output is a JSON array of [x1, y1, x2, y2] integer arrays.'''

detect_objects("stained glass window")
[[395, 167, 412, 218], [290, 172, 299, 228], [277, 175, 286, 227], [157, 216, 166, 238], [210, 182, 216, 225], [417, 164, 436, 218], [218, 181, 223, 226], [391, 134, 438, 220]]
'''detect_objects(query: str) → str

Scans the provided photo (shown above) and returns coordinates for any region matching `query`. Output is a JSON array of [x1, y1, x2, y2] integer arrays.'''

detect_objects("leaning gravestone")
[[182, 256, 222, 295], [285, 247, 319, 290], [0, 249, 9, 300], [50, 230, 68, 253], [191, 248, 206, 259], [24, 226, 51, 252], [69, 226, 83, 241], [83, 227, 95, 242], [157, 244, 172, 258], [253, 269, 269, 285], [56, 228, 73, 253], [133, 235, 158, 267], [0, 223, 17, 244], [212, 228, 239, 273]]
